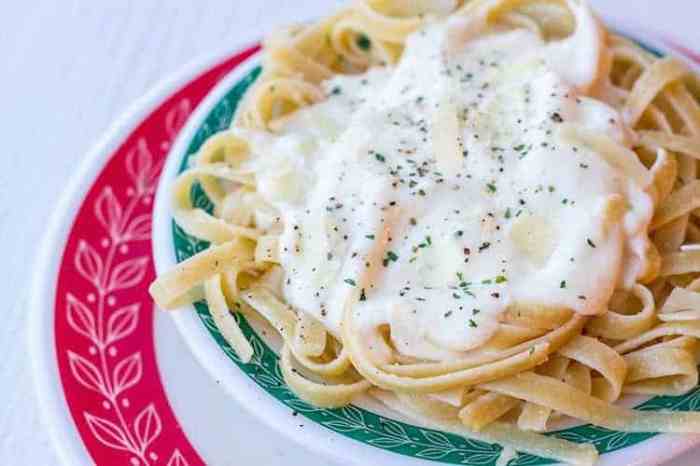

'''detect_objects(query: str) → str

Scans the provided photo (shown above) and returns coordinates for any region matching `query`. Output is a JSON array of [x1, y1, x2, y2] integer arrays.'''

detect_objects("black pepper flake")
[[560, 280, 567, 289], [359, 288, 367, 301], [469, 319, 478, 328], [344, 278, 356, 287], [550, 112, 564, 123], [375, 153, 386, 163], [586, 238, 596, 248]]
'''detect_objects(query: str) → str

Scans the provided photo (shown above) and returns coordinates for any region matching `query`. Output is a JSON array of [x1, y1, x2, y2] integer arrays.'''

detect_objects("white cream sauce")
[[239, 10, 653, 362]]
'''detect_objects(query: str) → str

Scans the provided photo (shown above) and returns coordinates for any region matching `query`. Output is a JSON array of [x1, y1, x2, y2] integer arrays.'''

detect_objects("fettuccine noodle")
[[151, 1, 700, 464]]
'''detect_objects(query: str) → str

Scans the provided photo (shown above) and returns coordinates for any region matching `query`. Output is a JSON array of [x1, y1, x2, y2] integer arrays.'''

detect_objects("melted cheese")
[[239, 14, 653, 362]]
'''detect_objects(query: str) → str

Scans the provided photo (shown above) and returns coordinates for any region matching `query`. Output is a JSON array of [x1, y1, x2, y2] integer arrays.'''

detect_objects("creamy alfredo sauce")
[[239, 11, 653, 362]]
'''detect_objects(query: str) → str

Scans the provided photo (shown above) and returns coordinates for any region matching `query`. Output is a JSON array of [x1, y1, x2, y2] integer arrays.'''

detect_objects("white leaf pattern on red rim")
[[105, 303, 140, 345], [84, 412, 132, 452], [167, 449, 190, 466], [74, 240, 103, 288], [166, 99, 192, 141], [134, 404, 162, 452], [126, 139, 154, 195], [112, 352, 143, 396], [66, 293, 99, 343], [107, 256, 149, 292], [68, 351, 106, 394], [124, 214, 152, 241], [66, 142, 162, 464], [63, 95, 196, 465], [94, 186, 123, 240]]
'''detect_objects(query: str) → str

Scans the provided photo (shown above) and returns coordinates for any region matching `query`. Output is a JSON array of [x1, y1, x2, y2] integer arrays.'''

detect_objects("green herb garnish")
[[356, 33, 371, 51], [383, 251, 399, 266]]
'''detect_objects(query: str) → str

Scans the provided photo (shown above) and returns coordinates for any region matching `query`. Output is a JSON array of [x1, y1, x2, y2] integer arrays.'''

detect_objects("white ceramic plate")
[[151, 20, 700, 466]]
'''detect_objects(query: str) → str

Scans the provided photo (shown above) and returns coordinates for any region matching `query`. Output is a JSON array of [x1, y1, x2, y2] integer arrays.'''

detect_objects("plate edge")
[[26, 42, 258, 466]]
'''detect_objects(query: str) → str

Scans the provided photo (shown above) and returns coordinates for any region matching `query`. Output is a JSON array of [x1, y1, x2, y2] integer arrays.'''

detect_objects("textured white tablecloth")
[[2, 1, 699, 465]]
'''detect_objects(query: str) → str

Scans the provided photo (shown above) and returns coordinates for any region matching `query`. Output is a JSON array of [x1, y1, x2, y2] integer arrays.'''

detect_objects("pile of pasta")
[[150, 1, 700, 464]]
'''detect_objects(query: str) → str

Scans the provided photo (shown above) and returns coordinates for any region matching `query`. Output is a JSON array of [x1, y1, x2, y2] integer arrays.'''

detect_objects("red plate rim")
[[29, 43, 258, 466]]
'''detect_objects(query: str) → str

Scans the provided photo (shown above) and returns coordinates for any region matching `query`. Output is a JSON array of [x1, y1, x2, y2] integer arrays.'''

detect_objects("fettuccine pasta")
[[151, 1, 700, 464]]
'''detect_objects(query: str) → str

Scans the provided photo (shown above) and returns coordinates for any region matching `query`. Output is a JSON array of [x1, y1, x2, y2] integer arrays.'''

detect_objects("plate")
[[27, 16, 700, 466], [29, 45, 262, 466], [152, 26, 700, 466]]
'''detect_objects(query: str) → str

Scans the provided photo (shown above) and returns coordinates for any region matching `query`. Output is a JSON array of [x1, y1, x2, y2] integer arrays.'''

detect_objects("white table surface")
[[2, 1, 700, 465]]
